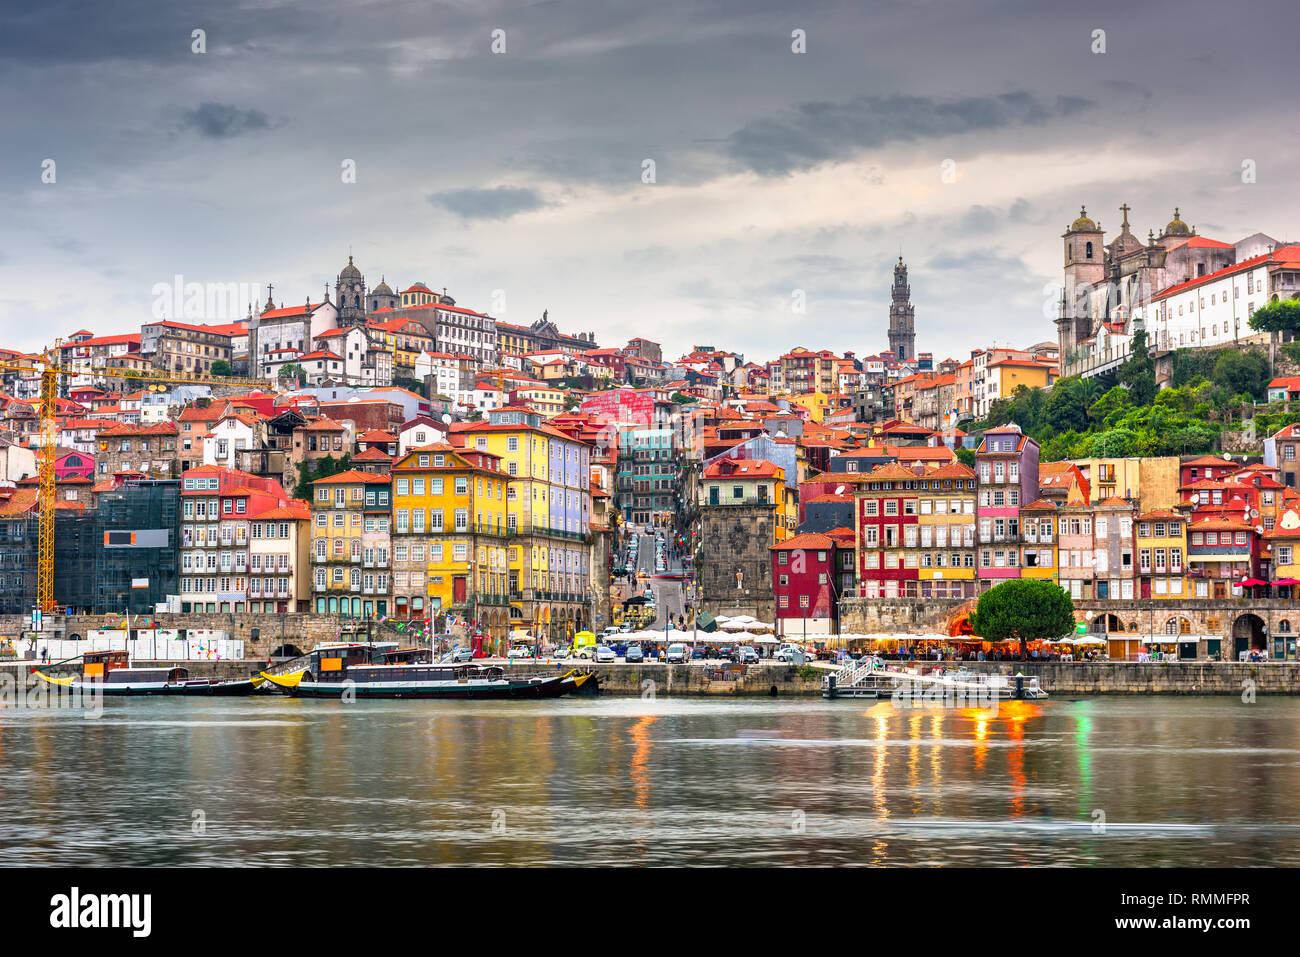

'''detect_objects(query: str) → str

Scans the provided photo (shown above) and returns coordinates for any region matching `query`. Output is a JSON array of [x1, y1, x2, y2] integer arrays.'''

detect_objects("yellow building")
[[309, 469, 392, 618], [514, 383, 565, 417], [460, 407, 596, 642], [915, 462, 979, 598], [787, 390, 830, 424], [1135, 510, 1188, 599], [390, 443, 511, 641], [1019, 498, 1058, 581]]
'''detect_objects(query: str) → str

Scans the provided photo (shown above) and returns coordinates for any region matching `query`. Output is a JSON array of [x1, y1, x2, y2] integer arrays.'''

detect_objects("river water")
[[1, 695, 1297, 866]]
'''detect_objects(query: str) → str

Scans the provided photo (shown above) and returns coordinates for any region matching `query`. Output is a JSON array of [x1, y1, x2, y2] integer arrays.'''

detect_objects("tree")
[[1247, 298, 1300, 336], [969, 579, 1075, 660], [294, 453, 353, 500], [954, 446, 976, 468], [1118, 328, 1155, 407], [1087, 385, 1134, 430], [210, 359, 233, 377], [278, 362, 307, 383], [1044, 376, 1089, 433], [1211, 348, 1269, 401]]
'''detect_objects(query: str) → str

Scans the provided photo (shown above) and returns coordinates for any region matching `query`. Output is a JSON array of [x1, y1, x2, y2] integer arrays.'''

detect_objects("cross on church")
[[1119, 203, 1131, 226]]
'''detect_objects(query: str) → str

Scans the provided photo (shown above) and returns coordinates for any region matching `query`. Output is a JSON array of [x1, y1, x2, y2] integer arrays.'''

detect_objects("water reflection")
[[0, 696, 1297, 866]]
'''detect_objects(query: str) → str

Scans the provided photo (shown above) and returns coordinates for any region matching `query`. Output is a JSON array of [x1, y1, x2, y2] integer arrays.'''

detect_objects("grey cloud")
[[178, 102, 273, 139], [727, 92, 1097, 176], [427, 186, 552, 221]]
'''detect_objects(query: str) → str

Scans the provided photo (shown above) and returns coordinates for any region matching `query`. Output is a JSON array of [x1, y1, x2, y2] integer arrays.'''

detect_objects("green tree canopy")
[[1043, 376, 1089, 434], [1118, 328, 1156, 407], [278, 362, 307, 383], [969, 579, 1076, 659], [1247, 298, 1300, 335], [209, 359, 233, 377]]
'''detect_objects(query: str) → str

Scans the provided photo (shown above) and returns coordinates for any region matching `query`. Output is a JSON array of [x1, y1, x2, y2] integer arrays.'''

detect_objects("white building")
[[203, 412, 259, 469], [397, 415, 448, 456], [1133, 245, 1300, 352]]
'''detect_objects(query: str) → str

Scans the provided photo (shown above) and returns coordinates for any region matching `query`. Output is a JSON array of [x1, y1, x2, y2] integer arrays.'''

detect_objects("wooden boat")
[[35, 650, 263, 696], [260, 643, 594, 699]]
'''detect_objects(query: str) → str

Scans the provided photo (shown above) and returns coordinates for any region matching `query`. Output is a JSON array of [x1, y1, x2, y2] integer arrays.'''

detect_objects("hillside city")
[[4, 205, 1300, 660]]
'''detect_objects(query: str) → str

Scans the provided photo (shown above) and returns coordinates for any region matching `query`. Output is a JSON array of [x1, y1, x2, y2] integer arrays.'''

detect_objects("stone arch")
[[270, 643, 304, 658], [1233, 613, 1267, 654], [1089, 613, 1124, 634], [945, 598, 978, 637]]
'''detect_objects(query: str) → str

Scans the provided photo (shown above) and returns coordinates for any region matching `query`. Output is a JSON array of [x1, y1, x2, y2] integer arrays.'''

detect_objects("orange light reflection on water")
[[1000, 700, 1042, 819]]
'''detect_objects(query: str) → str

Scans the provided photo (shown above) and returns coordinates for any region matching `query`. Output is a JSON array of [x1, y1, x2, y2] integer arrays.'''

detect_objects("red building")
[[854, 462, 921, 597], [771, 532, 842, 635], [1179, 455, 1239, 488]]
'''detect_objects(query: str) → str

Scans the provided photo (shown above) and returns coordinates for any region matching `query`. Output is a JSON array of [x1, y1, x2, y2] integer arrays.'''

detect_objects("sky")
[[3, 0, 1299, 365]]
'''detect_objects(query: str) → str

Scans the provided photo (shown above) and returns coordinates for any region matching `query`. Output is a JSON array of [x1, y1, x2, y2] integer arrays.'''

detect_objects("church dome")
[[339, 255, 362, 280], [1069, 206, 1097, 232], [372, 278, 393, 295], [1164, 209, 1191, 236]]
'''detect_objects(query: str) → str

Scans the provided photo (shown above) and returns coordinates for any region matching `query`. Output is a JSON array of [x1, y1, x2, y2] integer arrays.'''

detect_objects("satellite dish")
[[441, 413, 452, 424], [1250, 508, 1259, 518]]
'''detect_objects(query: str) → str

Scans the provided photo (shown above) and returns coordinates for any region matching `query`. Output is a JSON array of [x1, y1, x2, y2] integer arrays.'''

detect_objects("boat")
[[34, 650, 264, 696], [260, 642, 594, 699]]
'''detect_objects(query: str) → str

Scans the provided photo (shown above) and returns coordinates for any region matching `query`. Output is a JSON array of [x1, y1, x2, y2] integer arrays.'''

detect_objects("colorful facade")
[[309, 469, 392, 617], [390, 443, 511, 639]]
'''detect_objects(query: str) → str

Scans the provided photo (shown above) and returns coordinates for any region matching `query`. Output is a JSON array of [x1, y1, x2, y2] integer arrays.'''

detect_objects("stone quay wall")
[[6, 659, 1300, 697], [0, 612, 363, 660]]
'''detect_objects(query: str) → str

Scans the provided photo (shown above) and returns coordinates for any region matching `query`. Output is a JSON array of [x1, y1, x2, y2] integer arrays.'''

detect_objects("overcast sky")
[[3, 0, 1298, 365]]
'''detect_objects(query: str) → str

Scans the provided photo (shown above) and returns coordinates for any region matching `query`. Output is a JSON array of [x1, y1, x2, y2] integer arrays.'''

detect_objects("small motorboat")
[[35, 650, 263, 696]]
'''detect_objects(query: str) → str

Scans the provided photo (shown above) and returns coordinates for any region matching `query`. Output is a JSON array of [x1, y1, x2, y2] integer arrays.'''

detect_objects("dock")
[[823, 658, 1049, 700]]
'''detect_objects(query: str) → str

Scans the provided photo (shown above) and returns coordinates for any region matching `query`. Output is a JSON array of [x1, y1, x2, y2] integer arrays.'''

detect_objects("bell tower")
[[888, 256, 916, 362], [1057, 206, 1106, 366]]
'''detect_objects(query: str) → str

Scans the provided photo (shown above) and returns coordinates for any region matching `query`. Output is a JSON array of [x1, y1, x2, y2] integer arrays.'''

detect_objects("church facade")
[[1054, 205, 1280, 377]]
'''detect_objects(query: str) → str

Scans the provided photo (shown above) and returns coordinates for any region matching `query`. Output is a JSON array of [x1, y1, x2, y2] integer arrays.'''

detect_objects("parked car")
[[737, 645, 759, 664], [690, 647, 708, 661], [619, 622, 634, 633], [445, 648, 474, 663], [602, 626, 621, 638], [553, 645, 573, 659], [507, 644, 534, 659], [774, 645, 805, 663], [666, 643, 688, 663], [715, 646, 737, 662], [595, 645, 617, 663], [625, 643, 644, 663]]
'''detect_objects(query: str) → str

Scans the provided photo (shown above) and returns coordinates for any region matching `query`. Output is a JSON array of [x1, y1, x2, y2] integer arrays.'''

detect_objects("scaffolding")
[[94, 480, 180, 614]]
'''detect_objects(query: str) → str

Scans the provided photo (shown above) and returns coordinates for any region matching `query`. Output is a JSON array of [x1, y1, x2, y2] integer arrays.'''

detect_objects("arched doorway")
[[1233, 613, 1267, 657], [270, 643, 303, 659], [1090, 613, 1124, 634]]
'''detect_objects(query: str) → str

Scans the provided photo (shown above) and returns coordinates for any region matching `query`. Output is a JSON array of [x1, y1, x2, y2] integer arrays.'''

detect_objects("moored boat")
[[35, 650, 263, 696], [260, 643, 593, 699]]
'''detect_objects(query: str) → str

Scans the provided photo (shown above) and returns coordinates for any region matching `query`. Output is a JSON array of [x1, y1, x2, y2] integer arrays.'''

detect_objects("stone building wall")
[[697, 503, 776, 621]]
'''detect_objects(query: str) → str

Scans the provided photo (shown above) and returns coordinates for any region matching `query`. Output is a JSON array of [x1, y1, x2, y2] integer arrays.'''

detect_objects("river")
[[1, 695, 1296, 866]]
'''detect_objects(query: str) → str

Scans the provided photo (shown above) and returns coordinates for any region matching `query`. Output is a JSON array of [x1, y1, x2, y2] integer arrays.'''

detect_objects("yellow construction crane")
[[0, 360, 266, 612]]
